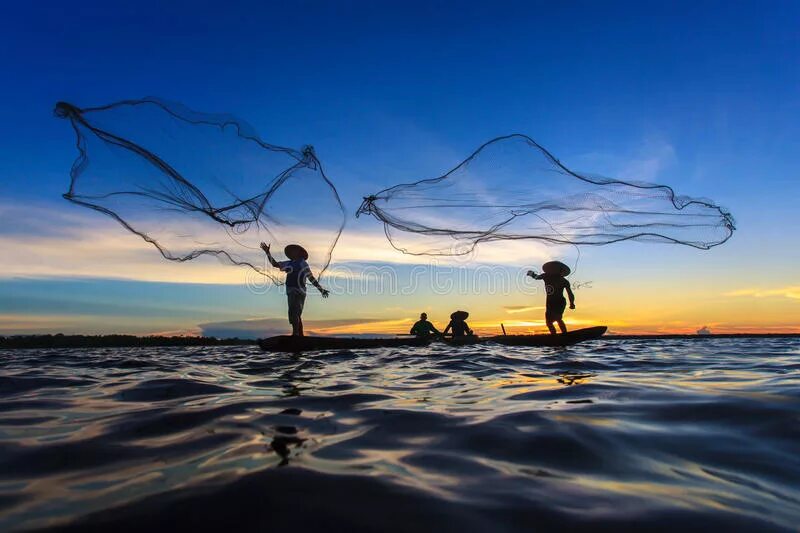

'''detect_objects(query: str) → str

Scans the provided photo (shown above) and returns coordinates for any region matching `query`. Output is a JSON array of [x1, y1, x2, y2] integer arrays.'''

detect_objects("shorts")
[[287, 289, 306, 324], [545, 296, 567, 321]]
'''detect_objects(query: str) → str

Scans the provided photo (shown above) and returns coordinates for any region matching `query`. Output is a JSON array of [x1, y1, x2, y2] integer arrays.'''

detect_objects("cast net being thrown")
[[56, 98, 345, 283], [357, 134, 734, 256]]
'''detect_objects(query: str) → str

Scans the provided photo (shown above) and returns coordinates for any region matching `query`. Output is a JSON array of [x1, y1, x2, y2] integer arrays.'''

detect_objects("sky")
[[0, 0, 798, 336]]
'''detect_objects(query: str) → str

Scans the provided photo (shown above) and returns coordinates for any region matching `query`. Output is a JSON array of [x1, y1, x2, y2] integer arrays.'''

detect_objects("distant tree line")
[[0, 334, 256, 349]]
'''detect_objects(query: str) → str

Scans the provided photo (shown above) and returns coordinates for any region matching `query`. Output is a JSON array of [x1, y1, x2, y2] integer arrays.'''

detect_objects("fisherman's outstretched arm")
[[526, 270, 543, 280], [307, 272, 330, 297], [260, 242, 281, 268], [566, 283, 576, 308]]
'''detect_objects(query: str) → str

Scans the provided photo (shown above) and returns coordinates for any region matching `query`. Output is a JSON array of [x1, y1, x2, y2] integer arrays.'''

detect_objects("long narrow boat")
[[490, 326, 607, 346], [258, 326, 607, 352]]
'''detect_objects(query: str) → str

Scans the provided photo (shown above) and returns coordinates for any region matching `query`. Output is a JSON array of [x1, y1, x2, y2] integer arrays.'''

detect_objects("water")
[[1, 338, 799, 531]]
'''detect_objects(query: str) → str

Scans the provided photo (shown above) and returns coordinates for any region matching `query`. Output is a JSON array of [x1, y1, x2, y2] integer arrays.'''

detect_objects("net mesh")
[[56, 98, 345, 283], [357, 134, 734, 256]]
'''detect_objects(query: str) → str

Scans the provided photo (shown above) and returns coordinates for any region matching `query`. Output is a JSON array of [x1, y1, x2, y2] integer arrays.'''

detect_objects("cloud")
[[0, 203, 248, 284], [0, 312, 192, 335], [503, 305, 545, 314], [148, 326, 204, 337], [571, 139, 677, 182], [725, 287, 800, 300], [617, 140, 677, 182], [0, 201, 552, 284]]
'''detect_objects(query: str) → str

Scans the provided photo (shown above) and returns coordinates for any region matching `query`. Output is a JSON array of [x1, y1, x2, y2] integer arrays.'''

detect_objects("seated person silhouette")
[[527, 261, 575, 335], [410, 312, 440, 337], [442, 310, 474, 337]]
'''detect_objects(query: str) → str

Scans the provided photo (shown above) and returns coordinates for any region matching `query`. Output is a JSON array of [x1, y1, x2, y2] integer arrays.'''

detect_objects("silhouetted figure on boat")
[[527, 261, 575, 335], [443, 310, 474, 337], [261, 242, 329, 337], [410, 312, 441, 338]]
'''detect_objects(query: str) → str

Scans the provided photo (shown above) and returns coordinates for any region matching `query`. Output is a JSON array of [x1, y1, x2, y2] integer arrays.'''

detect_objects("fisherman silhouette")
[[410, 312, 441, 337], [261, 242, 329, 337], [443, 311, 474, 337], [527, 261, 575, 334]]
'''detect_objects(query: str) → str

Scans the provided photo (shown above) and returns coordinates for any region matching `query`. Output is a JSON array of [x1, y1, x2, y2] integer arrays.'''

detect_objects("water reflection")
[[556, 373, 594, 386], [0, 338, 799, 530]]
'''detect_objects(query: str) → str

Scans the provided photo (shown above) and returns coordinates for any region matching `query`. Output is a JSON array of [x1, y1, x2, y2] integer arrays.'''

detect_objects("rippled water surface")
[[1, 338, 799, 531]]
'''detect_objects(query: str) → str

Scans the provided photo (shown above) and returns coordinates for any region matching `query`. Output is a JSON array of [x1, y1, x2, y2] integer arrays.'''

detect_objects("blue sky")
[[1, 1, 798, 335]]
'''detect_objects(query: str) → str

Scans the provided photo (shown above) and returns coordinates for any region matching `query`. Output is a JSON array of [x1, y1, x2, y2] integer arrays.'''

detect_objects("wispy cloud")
[[503, 305, 545, 314], [0, 312, 192, 335], [0, 202, 552, 284], [571, 139, 677, 182], [725, 287, 800, 300], [617, 140, 677, 182]]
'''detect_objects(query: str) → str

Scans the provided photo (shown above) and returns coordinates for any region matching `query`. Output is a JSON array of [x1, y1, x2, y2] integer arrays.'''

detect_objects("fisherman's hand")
[[526, 270, 536, 278], [320, 289, 330, 298], [570, 303, 576, 310], [260, 242, 271, 254]]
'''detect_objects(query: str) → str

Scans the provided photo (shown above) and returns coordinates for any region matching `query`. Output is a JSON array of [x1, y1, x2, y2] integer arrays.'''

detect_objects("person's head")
[[542, 260, 570, 277], [420, 312, 428, 320], [450, 310, 469, 322], [284, 244, 309, 261]]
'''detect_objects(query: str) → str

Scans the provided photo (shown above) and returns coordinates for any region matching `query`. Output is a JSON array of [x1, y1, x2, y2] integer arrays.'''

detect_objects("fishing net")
[[55, 98, 345, 284], [357, 134, 735, 256]]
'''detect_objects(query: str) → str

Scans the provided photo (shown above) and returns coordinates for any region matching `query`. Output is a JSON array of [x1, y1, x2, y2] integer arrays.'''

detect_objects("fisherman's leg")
[[288, 291, 302, 336], [289, 290, 306, 337], [297, 292, 306, 337], [287, 298, 295, 335], [545, 301, 556, 334], [556, 319, 567, 334]]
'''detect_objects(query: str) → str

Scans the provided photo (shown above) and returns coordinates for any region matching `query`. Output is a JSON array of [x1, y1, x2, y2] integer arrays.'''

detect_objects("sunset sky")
[[1, 1, 798, 336]]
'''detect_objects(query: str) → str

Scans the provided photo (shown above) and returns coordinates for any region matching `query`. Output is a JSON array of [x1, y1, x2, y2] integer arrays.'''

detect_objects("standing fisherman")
[[261, 242, 329, 336], [527, 261, 575, 334]]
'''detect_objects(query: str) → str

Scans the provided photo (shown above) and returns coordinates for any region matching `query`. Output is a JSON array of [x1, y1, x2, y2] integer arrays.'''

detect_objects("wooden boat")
[[487, 326, 608, 346], [258, 326, 607, 352], [441, 326, 607, 347]]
